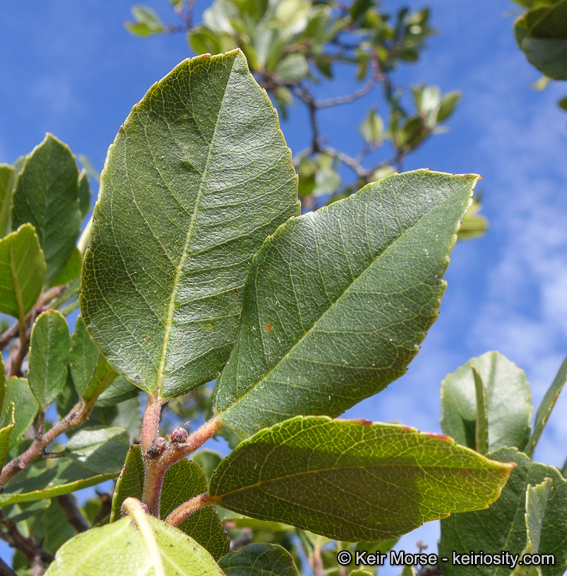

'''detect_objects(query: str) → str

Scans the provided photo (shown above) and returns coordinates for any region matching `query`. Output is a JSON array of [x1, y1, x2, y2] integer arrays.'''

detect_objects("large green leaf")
[[0, 377, 38, 449], [111, 446, 229, 559], [439, 447, 567, 576], [0, 163, 14, 237], [514, 0, 567, 80], [0, 224, 46, 319], [44, 506, 224, 576], [0, 458, 119, 506], [65, 426, 130, 474], [525, 353, 567, 457], [12, 134, 81, 284], [209, 416, 513, 542], [219, 543, 298, 576], [28, 310, 71, 410], [215, 171, 477, 434], [81, 49, 299, 400], [441, 352, 532, 453]]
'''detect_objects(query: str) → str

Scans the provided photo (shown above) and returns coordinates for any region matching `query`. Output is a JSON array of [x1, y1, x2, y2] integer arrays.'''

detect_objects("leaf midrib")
[[155, 57, 237, 399], [220, 188, 464, 414], [213, 459, 497, 501]]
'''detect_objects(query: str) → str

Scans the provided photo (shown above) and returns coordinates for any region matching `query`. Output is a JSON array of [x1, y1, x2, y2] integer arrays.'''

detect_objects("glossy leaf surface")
[[219, 543, 298, 576], [12, 134, 81, 284], [111, 446, 229, 559], [28, 310, 70, 410], [440, 448, 567, 576], [0, 224, 45, 319], [44, 512, 224, 576], [441, 352, 532, 453], [81, 49, 299, 400], [209, 416, 513, 542], [215, 170, 477, 434]]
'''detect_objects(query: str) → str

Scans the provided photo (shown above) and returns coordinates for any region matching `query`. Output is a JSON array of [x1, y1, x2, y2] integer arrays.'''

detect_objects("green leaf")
[[1, 377, 38, 449], [0, 224, 46, 319], [78, 169, 91, 219], [559, 96, 567, 111], [274, 54, 309, 82], [66, 426, 130, 474], [437, 91, 461, 123], [219, 543, 298, 576], [193, 449, 223, 482], [524, 353, 567, 457], [0, 164, 14, 238], [128, 5, 165, 34], [44, 507, 224, 576], [0, 403, 15, 469], [215, 170, 477, 434], [94, 376, 139, 407], [472, 366, 488, 454], [209, 416, 514, 542], [0, 459, 119, 506], [69, 315, 102, 397], [111, 446, 229, 559], [81, 50, 299, 401], [28, 310, 71, 410], [12, 134, 81, 285], [457, 196, 488, 240], [49, 246, 82, 287], [159, 456, 230, 560], [439, 448, 567, 576], [359, 107, 385, 144], [515, 0, 567, 80], [28, 499, 77, 554], [110, 445, 145, 522], [1, 499, 51, 524], [441, 352, 532, 453], [0, 355, 5, 412]]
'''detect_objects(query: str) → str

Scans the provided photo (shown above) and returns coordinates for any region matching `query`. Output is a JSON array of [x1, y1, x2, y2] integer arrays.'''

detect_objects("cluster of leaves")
[[124, 0, 487, 237], [512, 0, 567, 115], [0, 48, 521, 576]]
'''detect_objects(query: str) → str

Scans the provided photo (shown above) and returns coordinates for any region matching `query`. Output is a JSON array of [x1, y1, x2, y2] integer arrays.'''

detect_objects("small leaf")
[[128, 5, 165, 34], [472, 366, 488, 454], [441, 352, 532, 453], [219, 543, 298, 576], [209, 416, 514, 542], [95, 377, 139, 407], [215, 171, 477, 434], [0, 404, 15, 469], [69, 316, 102, 397], [193, 449, 223, 482], [0, 459, 119, 506], [44, 512, 224, 576], [0, 164, 14, 238], [78, 169, 91, 219], [28, 310, 71, 410], [66, 426, 130, 474], [524, 353, 567, 457], [81, 50, 299, 401], [274, 54, 309, 82], [1, 377, 38, 449], [457, 196, 488, 240], [359, 107, 385, 144], [12, 134, 81, 285], [436, 91, 461, 123], [111, 446, 229, 559], [440, 448, 567, 576], [49, 246, 82, 287], [559, 96, 567, 111], [0, 224, 46, 319]]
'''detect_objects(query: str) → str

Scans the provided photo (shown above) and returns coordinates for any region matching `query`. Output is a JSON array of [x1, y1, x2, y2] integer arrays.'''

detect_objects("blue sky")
[[1, 0, 567, 568]]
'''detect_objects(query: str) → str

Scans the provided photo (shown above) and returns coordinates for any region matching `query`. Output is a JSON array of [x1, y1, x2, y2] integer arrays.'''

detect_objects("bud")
[[146, 436, 167, 458], [170, 426, 189, 443]]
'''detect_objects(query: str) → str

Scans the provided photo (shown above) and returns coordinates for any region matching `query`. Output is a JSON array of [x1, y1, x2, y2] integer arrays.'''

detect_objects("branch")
[[165, 493, 218, 527], [293, 85, 321, 153], [0, 368, 115, 488], [0, 557, 17, 576], [0, 513, 54, 568], [141, 416, 224, 517], [316, 53, 381, 109], [56, 495, 89, 533]]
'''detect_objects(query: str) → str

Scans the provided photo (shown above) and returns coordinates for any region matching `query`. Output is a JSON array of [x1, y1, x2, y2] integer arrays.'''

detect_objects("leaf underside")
[[81, 49, 299, 400], [209, 416, 513, 542]]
